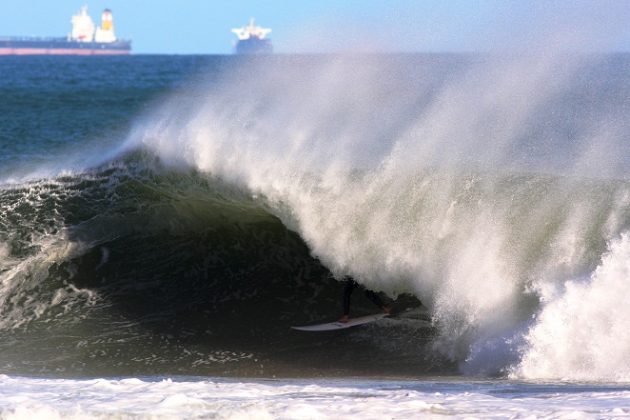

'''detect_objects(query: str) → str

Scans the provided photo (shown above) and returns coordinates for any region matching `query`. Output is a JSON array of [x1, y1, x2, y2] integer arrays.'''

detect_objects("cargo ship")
[[231, 18, 272, 55], [0, 6, 131, 56]]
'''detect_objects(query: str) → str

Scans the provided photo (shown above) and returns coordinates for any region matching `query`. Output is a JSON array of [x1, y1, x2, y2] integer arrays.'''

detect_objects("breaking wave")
[[2, 54, 630, 380]]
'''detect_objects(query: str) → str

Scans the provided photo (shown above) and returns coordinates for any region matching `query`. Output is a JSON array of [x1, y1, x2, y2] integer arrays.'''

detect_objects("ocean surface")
[[1, 54, 629, 418]]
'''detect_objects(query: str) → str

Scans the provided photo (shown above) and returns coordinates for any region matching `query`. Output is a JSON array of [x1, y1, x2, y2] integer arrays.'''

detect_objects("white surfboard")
[[291, 313, 389, 332]]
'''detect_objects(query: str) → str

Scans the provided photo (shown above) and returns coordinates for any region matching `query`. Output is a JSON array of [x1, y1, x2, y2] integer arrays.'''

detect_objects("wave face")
[[0, 159, 431, 377], [2, 55, 630, 380]]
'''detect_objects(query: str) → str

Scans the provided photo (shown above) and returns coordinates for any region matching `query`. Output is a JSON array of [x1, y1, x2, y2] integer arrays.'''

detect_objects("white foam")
[[513, 232, 630, 381], [0, 375, 628, 419]]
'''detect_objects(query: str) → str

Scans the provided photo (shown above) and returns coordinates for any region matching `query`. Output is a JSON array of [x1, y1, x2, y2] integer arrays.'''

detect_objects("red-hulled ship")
[[0, 6, 131, 56]]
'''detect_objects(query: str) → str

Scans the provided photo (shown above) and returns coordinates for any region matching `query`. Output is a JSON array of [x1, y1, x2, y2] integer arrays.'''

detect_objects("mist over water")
[[127, 52, 630, 380]]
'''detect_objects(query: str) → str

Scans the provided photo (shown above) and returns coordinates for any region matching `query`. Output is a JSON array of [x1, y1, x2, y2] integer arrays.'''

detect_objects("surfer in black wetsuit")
[[340, 277, 391, 323]]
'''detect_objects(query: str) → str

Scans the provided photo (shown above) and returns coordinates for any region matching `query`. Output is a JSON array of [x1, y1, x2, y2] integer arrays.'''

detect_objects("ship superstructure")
[[0, 5, 131, 56], [94, 9, 117, 43], [231, 18, 273, 55]]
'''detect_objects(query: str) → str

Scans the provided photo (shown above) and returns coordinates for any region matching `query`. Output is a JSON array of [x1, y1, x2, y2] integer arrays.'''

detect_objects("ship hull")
[[0, 38, 131, 56], [234, 38, 273, 55]]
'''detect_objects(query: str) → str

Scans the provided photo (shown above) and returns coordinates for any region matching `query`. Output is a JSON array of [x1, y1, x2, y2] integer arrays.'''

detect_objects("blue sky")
[[1, 1, 629, 54]]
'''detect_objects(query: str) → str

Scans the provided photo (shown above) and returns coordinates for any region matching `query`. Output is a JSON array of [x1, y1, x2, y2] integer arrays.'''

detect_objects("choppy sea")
[[1, 54, 629, 418]]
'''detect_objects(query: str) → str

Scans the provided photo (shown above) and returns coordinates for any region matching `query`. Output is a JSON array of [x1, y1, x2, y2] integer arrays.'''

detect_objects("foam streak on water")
[[0, 375, 629, 419]]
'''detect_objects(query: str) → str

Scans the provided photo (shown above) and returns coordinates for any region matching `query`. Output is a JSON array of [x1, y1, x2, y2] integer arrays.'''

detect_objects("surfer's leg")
[[341, 279, 357, 321]]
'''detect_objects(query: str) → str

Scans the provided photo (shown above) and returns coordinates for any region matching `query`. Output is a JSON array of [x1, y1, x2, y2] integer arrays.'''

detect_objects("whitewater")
[[1, 52, 630, 417], [1, 376, 629, 419]]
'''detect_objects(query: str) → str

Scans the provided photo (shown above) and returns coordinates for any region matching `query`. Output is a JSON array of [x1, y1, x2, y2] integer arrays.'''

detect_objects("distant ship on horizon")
[[0, 6, 131, 56], [231, 18, 273, 55]]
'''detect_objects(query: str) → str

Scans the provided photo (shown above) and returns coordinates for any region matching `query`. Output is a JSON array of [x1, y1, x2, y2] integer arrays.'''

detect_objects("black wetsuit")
[[342, 278, 386, 317]]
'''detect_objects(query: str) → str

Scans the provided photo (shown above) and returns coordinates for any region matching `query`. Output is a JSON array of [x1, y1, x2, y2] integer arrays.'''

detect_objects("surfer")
[[340, 277, 391, 323]]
